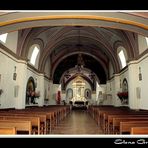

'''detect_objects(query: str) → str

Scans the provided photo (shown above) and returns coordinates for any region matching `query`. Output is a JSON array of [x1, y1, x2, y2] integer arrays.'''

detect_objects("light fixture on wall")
[[13, 66, 17, 81], [139, 67, 142, 81]]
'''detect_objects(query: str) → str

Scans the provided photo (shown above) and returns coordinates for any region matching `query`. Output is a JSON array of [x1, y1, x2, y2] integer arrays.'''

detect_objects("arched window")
[[138, 35, 148, 54], [30, 46, 39, 65], [0, 33, 8, 43], [66, 88, 73, 100], [145, 37, 148, 46], [117, 46, 127, 69], [85, 88, 91, 99], [28, 44, 40, 68]]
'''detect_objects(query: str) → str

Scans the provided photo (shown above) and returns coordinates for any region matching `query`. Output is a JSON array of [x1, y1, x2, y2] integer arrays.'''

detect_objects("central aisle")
[[52, 110, 103, 134]]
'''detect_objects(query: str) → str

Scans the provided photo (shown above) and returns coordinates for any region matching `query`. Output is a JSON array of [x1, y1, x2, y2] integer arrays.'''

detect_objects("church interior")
[[0, 11, 148, 135]]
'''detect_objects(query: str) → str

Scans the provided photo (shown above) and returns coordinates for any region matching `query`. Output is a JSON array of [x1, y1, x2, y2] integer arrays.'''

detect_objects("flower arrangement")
[[117, 92, 128, 99], [27, 90, 40, 98], [117, 91, 128, 104]]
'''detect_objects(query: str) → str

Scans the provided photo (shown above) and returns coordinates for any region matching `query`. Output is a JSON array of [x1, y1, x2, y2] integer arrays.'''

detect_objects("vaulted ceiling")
[[0, 12, 148, 84], [17, 25, 139, 84]]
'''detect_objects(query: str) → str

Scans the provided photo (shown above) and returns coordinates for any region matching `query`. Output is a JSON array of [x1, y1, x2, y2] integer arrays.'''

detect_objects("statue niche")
[[26, 77, 36, 105]]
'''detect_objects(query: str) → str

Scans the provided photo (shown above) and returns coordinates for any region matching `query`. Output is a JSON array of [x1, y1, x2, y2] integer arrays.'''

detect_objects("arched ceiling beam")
[[64, 73, 95, 91], [52, 54, 107, 84], [39, 35, 119, 74], [51, 51, 108, 80], [60, 67, 100, 84], [0, 12, 147, 36]]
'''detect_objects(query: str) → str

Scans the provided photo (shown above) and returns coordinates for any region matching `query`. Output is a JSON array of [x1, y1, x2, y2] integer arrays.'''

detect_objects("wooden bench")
[[0, 127, 16, 135], [105, 111, 148, 134], [0, 120, 32, 134], [4, 111, 47, 134], [113, 117, 148, 134], [131, 127, 148, 135], [0, 115, 40, 134], [120, 121, 148, 134], [107, 115, 148, 134]]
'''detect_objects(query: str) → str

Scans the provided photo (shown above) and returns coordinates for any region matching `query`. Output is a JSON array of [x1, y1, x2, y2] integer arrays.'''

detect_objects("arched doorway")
[[26, 77, 36, 105]]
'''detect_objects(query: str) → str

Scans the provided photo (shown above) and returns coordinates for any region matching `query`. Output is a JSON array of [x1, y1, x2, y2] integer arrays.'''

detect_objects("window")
[[30, 46, 39, 65], [145, 37, 148, 46], [0, 33, 8, 43], [118, 50, 126, 68]]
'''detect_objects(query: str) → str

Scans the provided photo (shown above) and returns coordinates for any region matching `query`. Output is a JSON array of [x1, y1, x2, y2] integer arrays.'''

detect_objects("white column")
[[48, 82, 59, 105], [113, 74, 122, 106], [128, 62, 139, 109], [37, 74, 44, 106], [15, 61, 27, 109]]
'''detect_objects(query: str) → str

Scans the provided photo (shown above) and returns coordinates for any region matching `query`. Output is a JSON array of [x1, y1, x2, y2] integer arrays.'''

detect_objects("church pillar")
[[14, 61, 27, 109], [113, 74, 122, 106], [128, 62, 140, 109], [48, 81, 60, 105], [49, 80, 55, 105], [37, 74, 44, 106]]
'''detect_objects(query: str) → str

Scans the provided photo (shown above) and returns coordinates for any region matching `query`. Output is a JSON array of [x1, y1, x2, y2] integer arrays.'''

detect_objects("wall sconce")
[[139, 67, 142, 81], [13, 66, 17, 81]]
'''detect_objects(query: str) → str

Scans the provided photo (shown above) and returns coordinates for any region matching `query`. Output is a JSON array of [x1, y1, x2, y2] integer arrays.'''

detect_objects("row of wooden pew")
[[88, 105, 148, 135], [0, 105, 71, 135]]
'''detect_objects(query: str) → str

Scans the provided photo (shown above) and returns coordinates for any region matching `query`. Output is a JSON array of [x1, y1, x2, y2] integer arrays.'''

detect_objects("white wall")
[[48, 83, 60, 105], [118, 69, 129, 106], [105, 68, 129, 107], [0, 48, 28, 109], [128, 62, 139, 109], [105, 79, 114, 106], [138, 35, 148, 55], [96, 83, 107, 105], [0, 31, 18, 54], [44, 77, 50, 105], [15, 61, 27, 109], [0, 49, 16, 108], [138, 54, 148, 110]]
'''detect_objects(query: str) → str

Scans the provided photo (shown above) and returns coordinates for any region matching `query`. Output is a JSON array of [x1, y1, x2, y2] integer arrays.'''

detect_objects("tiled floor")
[[52, 110, 103, 134]]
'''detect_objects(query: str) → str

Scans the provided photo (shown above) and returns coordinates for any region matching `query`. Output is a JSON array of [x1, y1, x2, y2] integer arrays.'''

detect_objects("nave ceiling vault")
[[0, 12, 147, 85]]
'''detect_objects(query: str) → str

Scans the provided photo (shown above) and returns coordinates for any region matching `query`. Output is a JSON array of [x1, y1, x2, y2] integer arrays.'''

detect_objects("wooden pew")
[[120, 121, 148, 134], [0, 120, 32, 134], [105, 112, 148, 134], [2, 111, 47, 134], [131, 127, 148, 135], [0, 115, 40, 134], [108, 115, 148, 134], [0, 127, 16, 135], [113, 117, 148, 134], [0, 105, 70, 134]]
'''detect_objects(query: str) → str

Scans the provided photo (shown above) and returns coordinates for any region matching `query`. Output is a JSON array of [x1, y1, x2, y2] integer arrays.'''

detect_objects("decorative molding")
[[0, 15, 147, 30], [0, 43, 27, 64]]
